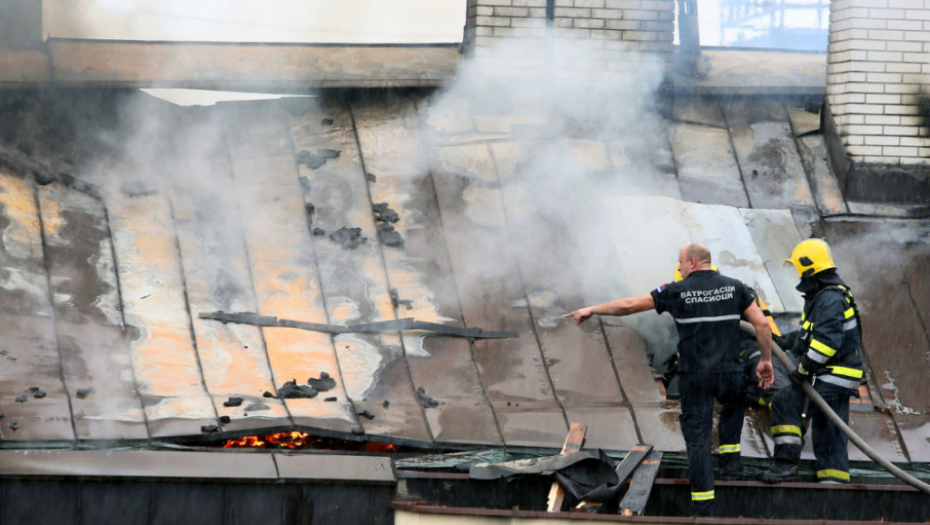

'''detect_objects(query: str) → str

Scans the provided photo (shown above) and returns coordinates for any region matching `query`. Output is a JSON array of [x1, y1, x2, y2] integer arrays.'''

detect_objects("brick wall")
[[827, 0, 930, 166], [463, 0, 675, 74]]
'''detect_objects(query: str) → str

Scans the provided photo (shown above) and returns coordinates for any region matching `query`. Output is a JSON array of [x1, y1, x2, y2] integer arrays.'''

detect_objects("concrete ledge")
[[673, 48, 827, 96], [0, 39, 460, 89], [0, 450, 396, 483]]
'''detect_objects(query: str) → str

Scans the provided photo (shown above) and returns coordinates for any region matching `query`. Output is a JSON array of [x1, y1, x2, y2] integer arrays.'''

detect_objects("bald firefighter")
[[565, 243, 774, 516], [762, 239, 863, 484]]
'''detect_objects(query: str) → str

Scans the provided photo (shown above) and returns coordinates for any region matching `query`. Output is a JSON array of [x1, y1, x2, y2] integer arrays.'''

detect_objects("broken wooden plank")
[[619, 450, 663, 516], [546, 422, 587, 512]]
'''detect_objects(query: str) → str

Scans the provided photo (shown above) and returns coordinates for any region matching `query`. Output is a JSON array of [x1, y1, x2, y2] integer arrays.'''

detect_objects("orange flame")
[[221, 431, 399, 452]]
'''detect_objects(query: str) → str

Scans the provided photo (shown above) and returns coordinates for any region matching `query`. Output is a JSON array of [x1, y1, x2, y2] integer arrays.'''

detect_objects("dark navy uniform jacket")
[[651, 270, 755, 373], [795, 281, 864, 390]]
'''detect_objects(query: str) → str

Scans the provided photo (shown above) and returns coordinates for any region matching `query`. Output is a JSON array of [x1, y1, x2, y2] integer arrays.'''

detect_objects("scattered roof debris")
[[304, 202, 315, 224], [312, 227, 325, 236], [219, 416, 231, 424], [321, 118, 334, 126], [372, 202, 399, 223], [277, 379, 318, 399], [390, 288, 413, 310], [7, 422, 18, 431], [76, 388, 93, 398], [366, 173, 377, 182], [33, 390, 46, 399], [329, 226, 367, 250], [296, 148, 340, 170], [15, 396, 27, 403], [358, 410, 375, 420], [324, 396, 337, 402], [351, 427, 365, 435], [263, 391, 275, 398], [416, 386, 439, 409], [223, 397, 243, 407], [383, 400, 390, 408], [201, 425, 219, 433], [308, 372, 336, 392], [299, 175, 312, 194], [373, 203, 404, 248]]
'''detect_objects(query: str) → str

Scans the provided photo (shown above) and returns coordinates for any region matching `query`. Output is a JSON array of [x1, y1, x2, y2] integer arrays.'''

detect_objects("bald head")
[[678, 243, 712, 279]]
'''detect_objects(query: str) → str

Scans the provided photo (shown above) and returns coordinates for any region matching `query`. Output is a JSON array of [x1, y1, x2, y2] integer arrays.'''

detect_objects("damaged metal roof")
[[0, 91, 926, 468]]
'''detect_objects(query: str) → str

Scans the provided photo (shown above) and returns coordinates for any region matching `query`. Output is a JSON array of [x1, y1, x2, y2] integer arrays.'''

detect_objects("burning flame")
[[222, 431, 399, 452]]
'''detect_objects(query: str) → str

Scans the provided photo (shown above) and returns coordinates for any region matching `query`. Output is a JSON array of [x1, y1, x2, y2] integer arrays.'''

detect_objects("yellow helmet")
[[673, 263, 719, 282], [786, 238, 835, 278]]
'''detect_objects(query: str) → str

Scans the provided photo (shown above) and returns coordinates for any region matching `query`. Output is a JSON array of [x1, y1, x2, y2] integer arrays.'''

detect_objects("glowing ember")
[[222, 431, 399, 452]]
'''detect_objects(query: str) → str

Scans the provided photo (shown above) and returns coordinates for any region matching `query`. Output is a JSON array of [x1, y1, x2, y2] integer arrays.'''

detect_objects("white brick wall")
[[463, 0, 674, 72], [827, 0, 930, 165]]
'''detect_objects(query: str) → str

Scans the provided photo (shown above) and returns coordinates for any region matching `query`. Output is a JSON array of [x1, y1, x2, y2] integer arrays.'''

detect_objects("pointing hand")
[[563, 307, 594, 326]]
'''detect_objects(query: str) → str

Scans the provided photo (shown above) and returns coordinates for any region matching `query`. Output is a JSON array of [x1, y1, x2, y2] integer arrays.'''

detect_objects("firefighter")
[[665, 264, 792, 478], [762, 238, 863, 484], [565, 243, 774, 516]]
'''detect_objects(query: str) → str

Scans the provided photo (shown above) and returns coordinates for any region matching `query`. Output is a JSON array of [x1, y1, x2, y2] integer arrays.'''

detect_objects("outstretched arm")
[[744, 301, 774, 389], [563, 295, 656, 326]]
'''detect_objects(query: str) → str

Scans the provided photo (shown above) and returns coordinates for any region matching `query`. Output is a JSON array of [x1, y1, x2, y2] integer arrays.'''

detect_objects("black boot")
[[718, 455, 756, 481], [761, 460, 800, 483]]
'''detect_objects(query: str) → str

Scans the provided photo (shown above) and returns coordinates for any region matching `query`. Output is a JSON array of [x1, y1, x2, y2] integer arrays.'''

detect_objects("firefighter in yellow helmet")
[[762, 238, 863, 484]]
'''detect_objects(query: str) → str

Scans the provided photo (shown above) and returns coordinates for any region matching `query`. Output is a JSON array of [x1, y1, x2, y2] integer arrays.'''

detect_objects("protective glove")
[[789, 363, 809, 387], [661, 353, 679, 389]]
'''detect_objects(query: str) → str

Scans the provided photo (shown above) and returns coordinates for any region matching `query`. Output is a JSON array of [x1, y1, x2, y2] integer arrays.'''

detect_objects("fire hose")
[[740, 321, 930, 496]]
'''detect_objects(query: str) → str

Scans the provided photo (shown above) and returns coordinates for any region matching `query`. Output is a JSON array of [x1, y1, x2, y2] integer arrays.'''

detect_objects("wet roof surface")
[[0, 92, 925, 464]]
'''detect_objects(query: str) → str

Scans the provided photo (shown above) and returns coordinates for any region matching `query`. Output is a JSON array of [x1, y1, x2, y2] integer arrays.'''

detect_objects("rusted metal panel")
[[0, 170, 74, 442], [224, 102, 358, 435], [824, 219, 930, 413], [722, 99, 815, 210], [606, 130, 683, 199], [741, 408, 772, 459], [683, 202, 785, 312], [286, 99, 432, 443], [351, 96, 501, 446], [493, 141, 628, 408], [426, 130, 567, 447], [632, 405, 687, 452], [894, 413, 930, 463], [672, 97, 727, 128], [108, 192, 217, 438], [37, 182, 148, 441], [846, 411, 908, 463], [45, 39, 458, 89], [562, 407, 640, 451], [795, 132, 847, 217], [670, 123, 748, 208], [170, 144, 291, 435], [739, 208, 806, 313], [600, 319, 664, 406]]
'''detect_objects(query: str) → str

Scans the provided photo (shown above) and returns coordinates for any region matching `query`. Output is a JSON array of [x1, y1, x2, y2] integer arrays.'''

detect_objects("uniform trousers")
[[769, 379, 852, 483], [678, 372, 746, 516]]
